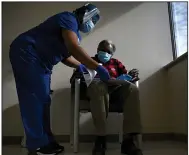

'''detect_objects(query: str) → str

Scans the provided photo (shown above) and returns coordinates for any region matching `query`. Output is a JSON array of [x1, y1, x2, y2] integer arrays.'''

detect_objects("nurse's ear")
[[97, 47, 100, 54]]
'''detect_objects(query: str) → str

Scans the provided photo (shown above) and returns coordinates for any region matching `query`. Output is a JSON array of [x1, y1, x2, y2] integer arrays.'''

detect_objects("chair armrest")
[[70, 70, 86, 85], [135, 81, 139, 88], [70, 74, 82, 85]]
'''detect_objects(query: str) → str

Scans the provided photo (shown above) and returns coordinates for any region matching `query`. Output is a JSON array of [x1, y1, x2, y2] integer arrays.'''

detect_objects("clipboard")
[[93, 78, 134, 86], [106, 79, 134, 86]]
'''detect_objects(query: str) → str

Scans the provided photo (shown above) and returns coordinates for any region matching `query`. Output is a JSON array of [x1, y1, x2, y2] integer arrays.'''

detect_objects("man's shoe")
[[50, 142, 64, 153], [121, 138, 143, 155], [92, 144, 106, 155], [28, 143, 62, 155], [92, 136, 106, 155]]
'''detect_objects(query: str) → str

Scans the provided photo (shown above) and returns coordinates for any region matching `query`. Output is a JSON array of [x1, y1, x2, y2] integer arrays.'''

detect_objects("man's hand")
[[128, 69, 140, 82], [128, 69, 139, 77]]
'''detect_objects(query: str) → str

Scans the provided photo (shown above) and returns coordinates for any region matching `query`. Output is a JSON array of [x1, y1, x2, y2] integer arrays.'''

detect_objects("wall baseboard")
[[2, 133, 187, 145]]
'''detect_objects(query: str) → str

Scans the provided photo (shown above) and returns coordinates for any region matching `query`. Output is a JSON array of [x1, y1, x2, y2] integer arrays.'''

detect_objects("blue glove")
[[116, 74, 133, 81], [78, 64, 88, 73], [96, 65, 110, 81]]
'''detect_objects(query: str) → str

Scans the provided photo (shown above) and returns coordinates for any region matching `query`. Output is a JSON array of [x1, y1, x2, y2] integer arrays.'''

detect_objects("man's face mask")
[[79, 20, 95, 33], [98, 51, 112, 63]]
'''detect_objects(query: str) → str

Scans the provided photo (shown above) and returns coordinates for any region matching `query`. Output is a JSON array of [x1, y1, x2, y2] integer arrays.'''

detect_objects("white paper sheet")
[[82, 68, 97, 87]]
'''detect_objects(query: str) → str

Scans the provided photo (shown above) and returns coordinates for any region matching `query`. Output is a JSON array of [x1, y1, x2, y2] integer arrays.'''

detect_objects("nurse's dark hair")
[[73, 3, 91, 24], [73, 5, 86, 24], [97, 40, 116, 54], [73, 3, 99, 25]]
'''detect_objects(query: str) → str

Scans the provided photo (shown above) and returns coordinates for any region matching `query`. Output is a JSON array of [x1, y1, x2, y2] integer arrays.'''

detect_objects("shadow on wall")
[[2, 67, 172, 136], [2, 41, 14, 84], [50, 87, 93, 135], [2, 86, 94, 137], [2, 104, 24, 136], [139, 68, 170, 133], [50, 88, 72, 134], [2, 88, 75, 136]]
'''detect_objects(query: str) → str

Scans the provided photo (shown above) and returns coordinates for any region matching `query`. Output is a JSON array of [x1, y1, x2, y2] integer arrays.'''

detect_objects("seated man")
[[87, 40, 142, 155]]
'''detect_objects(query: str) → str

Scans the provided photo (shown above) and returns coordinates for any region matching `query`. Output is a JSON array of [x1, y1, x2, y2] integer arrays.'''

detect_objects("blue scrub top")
[[11, 12, 81, 71]]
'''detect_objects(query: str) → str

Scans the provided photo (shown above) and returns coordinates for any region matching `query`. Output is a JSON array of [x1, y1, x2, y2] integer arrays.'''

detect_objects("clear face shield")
[[78, 4, 100, 33], [82, 7, 100, 24]]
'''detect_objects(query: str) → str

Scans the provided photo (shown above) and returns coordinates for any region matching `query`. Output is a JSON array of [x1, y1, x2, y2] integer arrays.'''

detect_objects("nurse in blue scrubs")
[[9, 3, 110, 155]]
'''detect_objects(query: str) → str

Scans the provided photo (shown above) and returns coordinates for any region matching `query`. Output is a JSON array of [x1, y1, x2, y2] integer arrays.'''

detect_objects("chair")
[[70, 72, 142, 153]]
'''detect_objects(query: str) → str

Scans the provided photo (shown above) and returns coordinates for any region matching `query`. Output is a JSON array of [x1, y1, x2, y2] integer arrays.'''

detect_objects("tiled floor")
[[2, 141, 188, 155]]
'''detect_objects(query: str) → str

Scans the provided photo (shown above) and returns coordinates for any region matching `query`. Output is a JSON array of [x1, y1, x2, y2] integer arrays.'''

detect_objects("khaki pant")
[[87, 81, 142, 136]]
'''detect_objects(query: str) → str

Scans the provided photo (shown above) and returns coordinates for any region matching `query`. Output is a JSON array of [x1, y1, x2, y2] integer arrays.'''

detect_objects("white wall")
[[2, 2, 174, 136]]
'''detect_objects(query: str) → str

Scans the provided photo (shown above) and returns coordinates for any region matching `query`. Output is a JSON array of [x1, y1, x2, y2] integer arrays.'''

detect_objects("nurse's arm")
[[62, 29, 99, 70], [61, 56, 81, 68]]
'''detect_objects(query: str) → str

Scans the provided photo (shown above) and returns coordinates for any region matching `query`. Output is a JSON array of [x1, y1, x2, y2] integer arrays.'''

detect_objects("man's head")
[[74, 3, 100, 33], [97, 40, 116, 63]]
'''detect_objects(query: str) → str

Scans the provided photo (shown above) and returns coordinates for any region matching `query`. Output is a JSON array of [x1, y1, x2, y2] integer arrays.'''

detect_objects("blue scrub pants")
[[9, 43, 54, 150]]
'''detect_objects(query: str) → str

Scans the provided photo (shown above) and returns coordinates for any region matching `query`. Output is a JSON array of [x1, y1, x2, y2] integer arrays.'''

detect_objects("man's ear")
[[97, 48, 100, 54]]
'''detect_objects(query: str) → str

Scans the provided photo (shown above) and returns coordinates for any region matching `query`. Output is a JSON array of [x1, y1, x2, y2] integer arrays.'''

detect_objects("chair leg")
[[73, 79, 80, 153], [135, 81, 142, 149], [136, 134, 142, 150], [21, 131, 26, 148], [119, 130, 123, 144], [118, 113, 123, 144], [70, 90, 74, 146]]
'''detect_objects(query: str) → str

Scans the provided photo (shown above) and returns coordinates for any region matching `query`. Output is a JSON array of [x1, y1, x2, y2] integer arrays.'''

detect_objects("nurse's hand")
[[78, 64, 88, 73], [96, 65, 110, 82]]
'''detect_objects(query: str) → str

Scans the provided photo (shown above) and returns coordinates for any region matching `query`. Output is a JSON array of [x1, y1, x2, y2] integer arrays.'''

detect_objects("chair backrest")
[[135, 81, 139, 88]]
